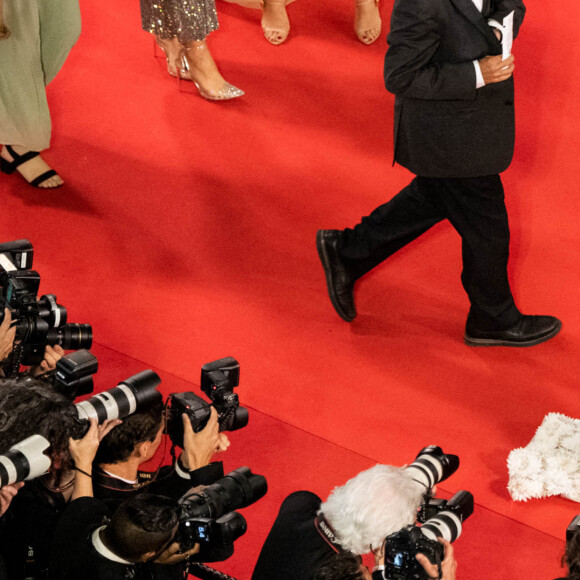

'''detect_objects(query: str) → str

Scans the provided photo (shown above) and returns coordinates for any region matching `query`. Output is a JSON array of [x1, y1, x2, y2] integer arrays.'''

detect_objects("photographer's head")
[[94, 402, 164, 466], [102, 495, 178, 563], [0, 377, 77, 467], [313, 553, 372, 580], [320, 465, 424, 555]]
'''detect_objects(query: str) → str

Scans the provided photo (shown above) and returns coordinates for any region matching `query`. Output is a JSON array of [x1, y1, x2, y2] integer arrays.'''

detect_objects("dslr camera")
[[167, 357, 248, 448], [384, 491, 473, 580], [176, 466, 267, 551], [381, 446, 471, 580], [0, 239, 92, 373]]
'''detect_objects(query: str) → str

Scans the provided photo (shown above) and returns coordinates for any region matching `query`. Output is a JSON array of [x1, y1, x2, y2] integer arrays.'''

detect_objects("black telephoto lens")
[[46, 323, 93, 350]]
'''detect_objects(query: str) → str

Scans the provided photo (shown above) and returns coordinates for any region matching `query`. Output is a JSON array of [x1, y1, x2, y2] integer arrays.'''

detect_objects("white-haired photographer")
[[252, 463, 458, 580]]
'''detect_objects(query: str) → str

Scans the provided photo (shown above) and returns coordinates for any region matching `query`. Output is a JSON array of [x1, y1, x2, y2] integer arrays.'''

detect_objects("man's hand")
[[478, 54, 514, 85], [181, 407, 225, 471], [0, 309, 16, 362], [69, 418, 122, 472], [0, 481, 24, 516], [69, 418, 121, 500], [153, 541, 200, 564], [29, 345, 65, 377], [416, 539, 457, 580]]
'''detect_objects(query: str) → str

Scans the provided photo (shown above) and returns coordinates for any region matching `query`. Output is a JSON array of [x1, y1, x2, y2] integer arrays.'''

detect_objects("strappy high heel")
[[261, 0, 290, 45], [354, 0, 382, 45], [180, 44, 244, 101], [0, 146, 62, 188]]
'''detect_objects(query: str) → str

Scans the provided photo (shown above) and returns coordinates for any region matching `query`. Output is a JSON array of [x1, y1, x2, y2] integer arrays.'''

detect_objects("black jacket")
[[252, 491, 339, 580], [385, 0, 526, 177]]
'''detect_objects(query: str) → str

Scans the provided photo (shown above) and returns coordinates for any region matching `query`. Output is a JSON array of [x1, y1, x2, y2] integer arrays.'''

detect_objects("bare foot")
[[1, 145, 63, 188], [181, 41, 244, 100], [261, 0, 290, 45], [156, 35, 182, 77], [355, 0, 382, 45]]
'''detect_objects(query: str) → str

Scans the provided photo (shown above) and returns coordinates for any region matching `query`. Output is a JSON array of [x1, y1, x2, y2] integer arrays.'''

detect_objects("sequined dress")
[[141, 0, 219, 42]]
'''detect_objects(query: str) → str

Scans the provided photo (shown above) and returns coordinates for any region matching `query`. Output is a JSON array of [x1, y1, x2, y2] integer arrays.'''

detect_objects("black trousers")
[[338, 175, 521, 330]]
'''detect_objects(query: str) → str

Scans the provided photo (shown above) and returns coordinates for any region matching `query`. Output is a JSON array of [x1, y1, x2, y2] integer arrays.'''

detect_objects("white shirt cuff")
[[488, 18, 503, 31], [175, 458, 190, 479], [473, 60, 485, 89]]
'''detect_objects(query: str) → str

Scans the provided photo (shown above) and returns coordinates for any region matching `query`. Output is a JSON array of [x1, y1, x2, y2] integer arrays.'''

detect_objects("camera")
[[0, 434, 51, 488], [176, 466, 267, 551], [167, 357, 248, 449], [383, 491, 474, 580], [51, 349, 98, 400], [0, 239, 92, 372], [72, 370, 163, 437]]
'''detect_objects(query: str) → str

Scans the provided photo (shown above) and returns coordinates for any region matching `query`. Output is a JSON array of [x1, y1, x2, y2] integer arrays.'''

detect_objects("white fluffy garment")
[[507, 413, 580, 502]]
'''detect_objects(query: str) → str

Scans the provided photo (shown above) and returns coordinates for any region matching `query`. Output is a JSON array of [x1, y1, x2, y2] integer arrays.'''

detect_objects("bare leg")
[[261, 0, 290, 45], [155, 35, 182, 77], [354, 0, 381, 45]]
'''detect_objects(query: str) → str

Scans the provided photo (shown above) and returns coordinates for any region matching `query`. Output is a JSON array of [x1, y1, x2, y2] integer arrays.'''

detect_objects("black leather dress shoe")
[[464, 314, 562, 347], [316, 230, 357, 322]]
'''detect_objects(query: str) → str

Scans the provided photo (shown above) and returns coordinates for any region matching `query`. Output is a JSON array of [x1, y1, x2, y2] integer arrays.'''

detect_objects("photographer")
[[92, 402, 233, 575], [93, 404, 230, 506], [313, 552, 373, 579], [252, 464, 427, 580], [49, 419, 198, 580], [0, 377, 102, 579]]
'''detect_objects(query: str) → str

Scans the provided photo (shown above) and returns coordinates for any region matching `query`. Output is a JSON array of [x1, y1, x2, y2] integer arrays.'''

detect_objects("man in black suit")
[[317, 0, 561, 347]]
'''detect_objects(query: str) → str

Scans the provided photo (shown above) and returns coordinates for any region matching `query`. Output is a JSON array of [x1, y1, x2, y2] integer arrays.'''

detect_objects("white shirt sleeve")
[[473, 60, 485, 88]]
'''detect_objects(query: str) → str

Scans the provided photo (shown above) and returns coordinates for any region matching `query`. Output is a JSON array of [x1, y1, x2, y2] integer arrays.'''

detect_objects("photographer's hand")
[[0, 481, 24, 516], [0, 308, 16, 363], [416, 539, 457, 580], [29, 344, 65, 377], [69, 418, 121, 500], [153, 541, 200, 564], [180, 407, 221, 471]]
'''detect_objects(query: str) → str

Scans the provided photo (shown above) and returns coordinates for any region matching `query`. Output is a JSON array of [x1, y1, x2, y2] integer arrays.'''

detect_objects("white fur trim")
[[507, 413, 580, 502]]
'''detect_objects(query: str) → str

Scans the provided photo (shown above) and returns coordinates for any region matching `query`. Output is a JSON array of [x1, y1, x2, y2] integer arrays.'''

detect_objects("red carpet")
[[2, 0, 580, 576]]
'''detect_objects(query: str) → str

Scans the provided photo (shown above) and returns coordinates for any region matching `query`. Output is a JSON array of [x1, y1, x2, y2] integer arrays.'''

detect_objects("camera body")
[[178, 512, 247, 551], [0, 239, 92, 370], [384, 491, 474, 580], [167, 357, 248, 449], [176, 466, 267, 551]]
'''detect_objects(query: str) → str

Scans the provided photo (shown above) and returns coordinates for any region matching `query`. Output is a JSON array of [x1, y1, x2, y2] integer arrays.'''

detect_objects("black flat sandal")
[[0, 145, 62, 188]]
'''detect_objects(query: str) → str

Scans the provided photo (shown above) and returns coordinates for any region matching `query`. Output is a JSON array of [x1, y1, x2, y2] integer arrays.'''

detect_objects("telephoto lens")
[[46, 323, 93, 350], [74, 370, 163, 435], [405, 445, 459, 489], [179, 467, 268, 520], [0, 434, 51, 488]]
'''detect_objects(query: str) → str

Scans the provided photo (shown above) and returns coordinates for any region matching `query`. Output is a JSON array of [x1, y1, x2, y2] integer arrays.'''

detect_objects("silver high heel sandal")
[[180, 44, 244, 101]]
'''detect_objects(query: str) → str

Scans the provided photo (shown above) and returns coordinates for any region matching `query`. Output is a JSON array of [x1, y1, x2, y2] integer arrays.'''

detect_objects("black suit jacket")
[[252, 491, 337, 580], [385, 0, 525, 178]]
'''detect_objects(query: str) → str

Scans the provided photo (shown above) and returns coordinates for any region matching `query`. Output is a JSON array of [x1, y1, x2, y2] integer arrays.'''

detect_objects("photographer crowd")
[[0, 239, 576, 580]]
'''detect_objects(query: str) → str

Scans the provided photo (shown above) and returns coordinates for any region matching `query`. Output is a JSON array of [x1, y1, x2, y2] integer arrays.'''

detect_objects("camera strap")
[[314, 513, 346, 554]]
